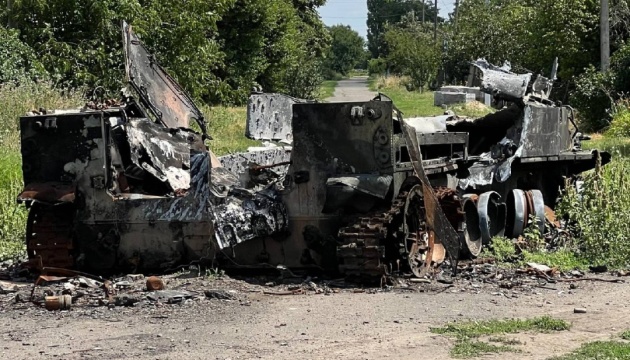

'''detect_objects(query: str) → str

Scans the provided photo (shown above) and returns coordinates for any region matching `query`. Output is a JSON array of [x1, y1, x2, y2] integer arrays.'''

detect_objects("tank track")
[[337, 191, 408, 279], [26, 203, 75, 268], [337, 186, 463, 281]]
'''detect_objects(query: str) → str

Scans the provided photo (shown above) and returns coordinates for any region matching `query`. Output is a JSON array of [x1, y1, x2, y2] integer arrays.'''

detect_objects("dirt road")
[[326, 76, 376, 102], [2, 274, 629, 360]]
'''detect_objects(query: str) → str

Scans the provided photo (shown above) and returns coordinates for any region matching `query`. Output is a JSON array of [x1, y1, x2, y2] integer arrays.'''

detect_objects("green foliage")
[[606, 99, 630, 138], [549, 341, 630, 360], [318, 80, 338, 100], [6, 0, 144, 90], [520, 214, 545, 252], [521, 250, 588, 271], [451, 340, 514, 358], [431, 316, 570, 337], [322, 25, 365, 76], [368, 58, 387, 76], [482, 236, 517, 263], [373, 78, 444, 117], [3, 0, 330, 105], [383, 25, 440, 92], [570, 66, 615, 133], [0, 82, 84, 152], [570, 41, 630, 133], [201, 105, 260, 156], [448, 0, 598, 81], [0, 147, 27, 261], [134, 0, 234, 102], [0, 27, 49, 83], [367, 0, 440, 58], [557, 156, 630, 268], [621, 330, 630, 340], [583, 136, 630, 158], [432, 316, 570, 359]]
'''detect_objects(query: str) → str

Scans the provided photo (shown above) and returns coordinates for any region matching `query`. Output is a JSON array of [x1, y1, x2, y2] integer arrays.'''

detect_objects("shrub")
[[482, 237, 517, 263], [557, 157, 630, 268], [368, 58, 387, 76], [570, 66, 614, 133], [0, 27, 49, 84], [606, 99, 630, 137]]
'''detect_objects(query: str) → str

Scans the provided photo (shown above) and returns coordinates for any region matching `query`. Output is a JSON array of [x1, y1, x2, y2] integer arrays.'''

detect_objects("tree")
[[0, 27, 48, 84], [445, 0, 599, 85], [367, 0, 441, 58], [384, 24, 440, 91], [323, 25, 365, 76], [2, 0, 330, 104]]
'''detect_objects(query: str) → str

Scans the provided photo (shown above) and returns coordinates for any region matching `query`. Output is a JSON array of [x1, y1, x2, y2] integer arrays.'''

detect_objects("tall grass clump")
[[0, 82, 84, 151], [557, 156, 630, 267], [202, 105, 259, 156], [605, 98, 630, 138], [0, 147, 28, 260]]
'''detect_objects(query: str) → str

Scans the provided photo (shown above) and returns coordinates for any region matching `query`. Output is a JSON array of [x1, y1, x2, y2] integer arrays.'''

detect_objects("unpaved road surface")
[[326, 76, 376, 102], [2, 272, 629, 360]]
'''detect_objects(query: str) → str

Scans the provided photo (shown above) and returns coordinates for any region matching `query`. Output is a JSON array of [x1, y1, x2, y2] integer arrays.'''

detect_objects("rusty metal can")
[[44, 294, 72, 311], [146, 276, 165, 291]]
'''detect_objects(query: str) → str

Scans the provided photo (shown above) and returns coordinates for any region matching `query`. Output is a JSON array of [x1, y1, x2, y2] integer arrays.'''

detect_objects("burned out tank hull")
[[16, 23, 610, 279]]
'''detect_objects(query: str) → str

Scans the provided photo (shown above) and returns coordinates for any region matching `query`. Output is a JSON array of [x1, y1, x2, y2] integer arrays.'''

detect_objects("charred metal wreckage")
[[17, 23, 610, 281]]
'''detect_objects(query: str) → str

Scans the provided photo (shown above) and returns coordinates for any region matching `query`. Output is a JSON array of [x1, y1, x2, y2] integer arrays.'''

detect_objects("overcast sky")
[[318, 0, 456, 39]]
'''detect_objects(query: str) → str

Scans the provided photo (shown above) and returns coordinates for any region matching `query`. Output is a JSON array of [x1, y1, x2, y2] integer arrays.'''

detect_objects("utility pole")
[[422, 0, 425, 23], [434, 0, 438, 40], [601, 0, 610, 72], [7, 0, 13, 28], [454, 0, 460, 32]]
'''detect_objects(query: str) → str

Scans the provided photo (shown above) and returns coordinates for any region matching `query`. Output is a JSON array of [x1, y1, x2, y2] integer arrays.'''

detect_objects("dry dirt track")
[[326, 76, 377, 102], [2, 277, 629, 360]]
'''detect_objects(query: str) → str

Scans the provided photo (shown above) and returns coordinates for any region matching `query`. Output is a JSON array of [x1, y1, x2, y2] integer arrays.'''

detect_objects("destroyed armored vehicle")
[[17, 23, 610, 279]]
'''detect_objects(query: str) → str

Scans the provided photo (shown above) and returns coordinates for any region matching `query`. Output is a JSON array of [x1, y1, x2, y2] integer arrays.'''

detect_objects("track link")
[[337, 192, 407, 278]]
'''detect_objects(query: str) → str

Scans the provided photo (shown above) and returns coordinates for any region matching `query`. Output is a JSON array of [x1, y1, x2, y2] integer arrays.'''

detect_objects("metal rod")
[[434, 0, 438, 40]]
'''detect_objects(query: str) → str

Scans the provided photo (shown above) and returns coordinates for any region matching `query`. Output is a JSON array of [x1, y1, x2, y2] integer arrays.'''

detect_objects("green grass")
[[0, 147, 27, 261], [521, 249, 589, 271], [202, 105, 259, 155], [432, 316, 570, 358], [432, 316, 570, 337], [318, 80, 338, 100], [481, 236, 517, 264], [452, 340, 515, 358], [549, 341, 630, 360], [557, 155, 630, 268], [582, 135, 630, 158], [369, 75, 494, 118]]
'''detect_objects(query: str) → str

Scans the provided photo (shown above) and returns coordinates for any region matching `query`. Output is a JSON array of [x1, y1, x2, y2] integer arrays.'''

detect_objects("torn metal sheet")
[[472, 59, 531, 100], [126, 119, 191, 193], [218, 147, 292, 187], [326, 175, 393, 199], [122, 21, 206, 134], [247, 93, 310, 143], [401, 119, 461, 268], [211, 188, 288, 249]]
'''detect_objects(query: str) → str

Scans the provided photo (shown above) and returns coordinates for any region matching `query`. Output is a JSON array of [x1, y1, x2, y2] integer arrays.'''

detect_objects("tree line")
[[0, 0, 331, 105], [368, 0, 630, 131]]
